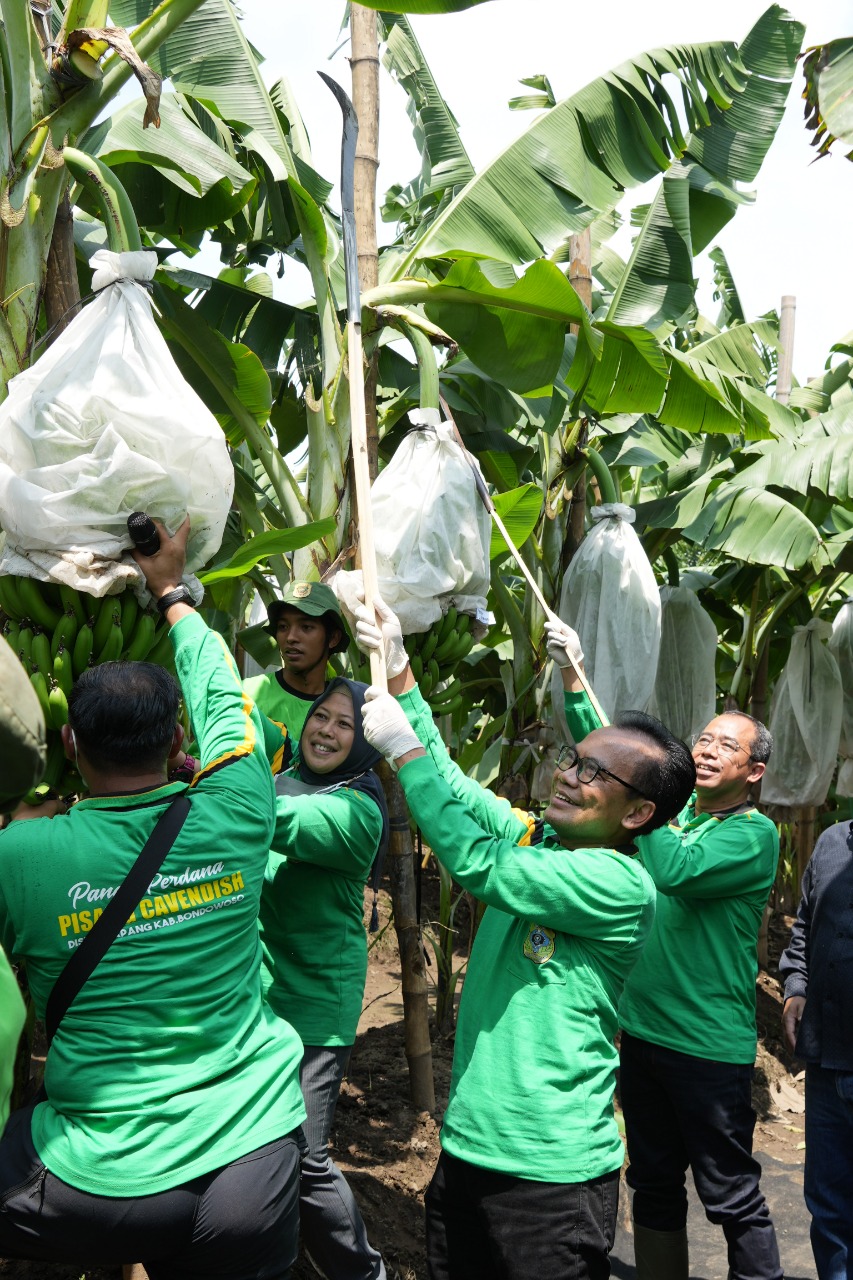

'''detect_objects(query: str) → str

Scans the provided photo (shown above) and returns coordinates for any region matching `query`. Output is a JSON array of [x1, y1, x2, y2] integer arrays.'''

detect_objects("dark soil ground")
[[0, 884, 811, 1280]]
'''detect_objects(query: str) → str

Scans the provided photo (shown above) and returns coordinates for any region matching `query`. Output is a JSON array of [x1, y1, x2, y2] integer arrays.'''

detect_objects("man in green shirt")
[[243, 581, 350, 756], [356, 601, 696, 1280], [555, 622, 781, 1280], [0, 520, 306, 1279]]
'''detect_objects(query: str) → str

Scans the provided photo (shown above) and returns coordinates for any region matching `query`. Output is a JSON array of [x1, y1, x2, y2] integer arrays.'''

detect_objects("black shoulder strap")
[[45, 793, 191, 1046]]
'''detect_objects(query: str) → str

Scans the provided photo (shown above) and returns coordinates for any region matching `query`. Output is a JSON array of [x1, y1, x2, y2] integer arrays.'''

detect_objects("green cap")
[[265, 581, 350, 654]]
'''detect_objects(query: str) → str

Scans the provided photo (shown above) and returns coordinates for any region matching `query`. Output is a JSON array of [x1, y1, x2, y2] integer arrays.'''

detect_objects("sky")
[[232, 0, 853, 385]]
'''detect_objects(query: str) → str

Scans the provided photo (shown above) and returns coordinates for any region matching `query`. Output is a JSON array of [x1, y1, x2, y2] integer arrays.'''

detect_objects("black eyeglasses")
[[555, 744, 649, 799]]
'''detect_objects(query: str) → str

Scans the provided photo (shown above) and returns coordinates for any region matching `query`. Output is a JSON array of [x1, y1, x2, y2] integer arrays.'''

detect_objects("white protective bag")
[[0, 250, 233, 600], [761, 619, 843, 807], [551, 503, 661, 734], [647, 585, 718, 742], [829, 600, 853, 796], [370, 413, 491, 633]]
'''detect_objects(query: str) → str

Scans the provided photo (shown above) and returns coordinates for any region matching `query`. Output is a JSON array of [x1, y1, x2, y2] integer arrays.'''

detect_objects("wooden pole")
[[346, 24, 435, 1112], [776, 295, 796, 405], [567, 230, 593, 556]]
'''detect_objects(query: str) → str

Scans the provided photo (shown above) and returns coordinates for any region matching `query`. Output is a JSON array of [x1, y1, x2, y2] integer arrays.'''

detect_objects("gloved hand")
[[362, 688, 423, 762], [544, 617, 584, 669], [354, 594, 409, 679]]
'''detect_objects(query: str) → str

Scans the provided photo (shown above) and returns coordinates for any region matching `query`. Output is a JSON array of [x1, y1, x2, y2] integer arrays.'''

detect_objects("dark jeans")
[[620, 1030, 781, 1280], [804, 1064, 853, 1279], [424, 1149, 619, 1280], [0, 1105, 303, 1279]]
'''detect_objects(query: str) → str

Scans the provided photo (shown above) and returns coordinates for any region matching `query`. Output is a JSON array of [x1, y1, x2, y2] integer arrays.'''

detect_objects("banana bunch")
[[404, 608, 475, 716], [0, 575, 172, 792]]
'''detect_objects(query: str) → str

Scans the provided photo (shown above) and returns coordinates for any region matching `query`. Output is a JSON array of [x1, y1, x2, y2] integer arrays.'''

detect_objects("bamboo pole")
[[776, 295, 796, 405], [567, 230, 593, 555], [346, 18, 435, 1112]]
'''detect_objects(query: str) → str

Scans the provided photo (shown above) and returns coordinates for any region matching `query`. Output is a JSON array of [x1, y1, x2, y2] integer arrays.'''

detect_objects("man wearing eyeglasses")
[[554, 624, 781, 1280], [354, 599, 696, 1280]]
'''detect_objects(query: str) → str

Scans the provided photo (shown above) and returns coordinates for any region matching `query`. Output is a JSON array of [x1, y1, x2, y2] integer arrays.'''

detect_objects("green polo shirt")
[[0, 948, 24, 1131], [260, 786, 383, 1047], [397, 686, 655, 1182], [0, 614, 305, 1196], [564, 689, 779, 1064]]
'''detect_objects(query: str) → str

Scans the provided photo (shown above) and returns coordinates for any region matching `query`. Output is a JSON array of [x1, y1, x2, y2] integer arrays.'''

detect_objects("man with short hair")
[[356, 602, 696, 1280], [0, 520, 306, 1279], [243, 581, 350, 748], [780, 820, 853, 1279], [556, 630, 781, 1280]]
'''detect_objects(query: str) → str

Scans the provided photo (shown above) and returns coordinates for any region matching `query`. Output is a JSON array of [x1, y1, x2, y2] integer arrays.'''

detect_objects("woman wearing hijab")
[[261, 677, 388, 1280]]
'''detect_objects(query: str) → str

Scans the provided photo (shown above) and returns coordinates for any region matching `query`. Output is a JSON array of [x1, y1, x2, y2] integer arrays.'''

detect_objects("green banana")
[[17, 624, 34, 674], [29, 670, 51, 725], [72, 621, 95, 676], [96, 622, 123, 665], [31, 628, 52, 676], [410, 653, 424, 683], [43, 729, 67, 788], [92, 594, 120, 654], [53, 645, 73, 698], [456, 611, 471, 634], [63, 147, 143, 255], [120, 591, 140, 648], [428, 657, 440, 690], [51, 609, 79, 660], [59, 584, 87, 627], [146, 627, 175, 670], [419, 664, 435, 700], [428, 693, 465, 716], [48, 681, 69, 732], [0, 575, 25, 621], [434, 627, 463, 664], [3, 619, 19, 653], [420, 627, 438, 663], [125, 610, 157, 662], [17, 576, 61, 630], [432, 677, 462, 704], [404, 633, 418, 658], [439, 607, 458, 645]]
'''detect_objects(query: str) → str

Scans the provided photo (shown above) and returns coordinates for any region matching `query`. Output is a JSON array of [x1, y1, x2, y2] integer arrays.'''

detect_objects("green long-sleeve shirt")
[[397, 686, 655, 1182], [564, 689, 779, 1064], [0, 947, 24, 1131], [260, 786, 383, 1046], [0, 613, 305, 1196]]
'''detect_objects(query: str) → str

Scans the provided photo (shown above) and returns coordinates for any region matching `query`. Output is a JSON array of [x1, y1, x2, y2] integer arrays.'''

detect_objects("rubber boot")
[[633, 1223, 689, 1280]]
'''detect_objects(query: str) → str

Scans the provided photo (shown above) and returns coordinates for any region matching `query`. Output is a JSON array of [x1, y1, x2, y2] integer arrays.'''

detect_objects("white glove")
[[545, 618, 584, 668], [354, 595, 409, 679], [362, 688, 422, 762]]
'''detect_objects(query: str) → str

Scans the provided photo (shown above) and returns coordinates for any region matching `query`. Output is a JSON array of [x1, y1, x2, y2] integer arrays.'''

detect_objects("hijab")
[[278, 678, 389, 923]]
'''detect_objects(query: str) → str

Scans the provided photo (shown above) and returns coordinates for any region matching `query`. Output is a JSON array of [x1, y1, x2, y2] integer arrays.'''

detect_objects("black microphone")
[[127, 512, 161, 557]]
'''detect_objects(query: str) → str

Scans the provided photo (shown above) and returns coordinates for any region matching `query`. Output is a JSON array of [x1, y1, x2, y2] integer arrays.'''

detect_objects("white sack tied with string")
[[647, 585, 718, 742], [0, 250, 233, 600], [551, 504, 661, 737], [761, 618, 843, 808], [370, 413, 491, 634], [829, 600, 853, 796]]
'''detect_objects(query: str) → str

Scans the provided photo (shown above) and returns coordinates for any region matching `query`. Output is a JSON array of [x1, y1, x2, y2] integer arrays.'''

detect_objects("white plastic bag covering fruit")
[[829, 600, 853, 796], [551, 504, 661, 735], [761, 619, 843, 808], [0, 250, 233, 600], [370, 413, 491, 634], [647, 585, 718, 742]]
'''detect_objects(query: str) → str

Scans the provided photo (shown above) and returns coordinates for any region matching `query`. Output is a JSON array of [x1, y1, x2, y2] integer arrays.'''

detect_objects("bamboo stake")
[[319, 71, 386, 690], [776, 295, 796, 405]]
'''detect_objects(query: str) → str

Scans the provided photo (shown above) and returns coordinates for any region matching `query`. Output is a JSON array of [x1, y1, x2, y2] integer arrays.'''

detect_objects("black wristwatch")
[[156, 585, 195, 616]]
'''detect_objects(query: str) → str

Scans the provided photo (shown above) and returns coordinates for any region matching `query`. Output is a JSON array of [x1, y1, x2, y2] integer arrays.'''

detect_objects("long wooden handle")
[[349, 322, 387, 690], [439, 397, 608, 726]]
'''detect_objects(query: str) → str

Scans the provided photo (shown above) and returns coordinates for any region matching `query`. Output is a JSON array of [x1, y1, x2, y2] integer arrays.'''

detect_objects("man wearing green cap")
[[243, 582, 350, 752]]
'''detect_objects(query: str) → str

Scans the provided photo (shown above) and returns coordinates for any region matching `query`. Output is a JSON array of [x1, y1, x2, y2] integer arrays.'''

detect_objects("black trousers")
[[424, 1149, 619, 1280], [0, 1105, 304, 1279], [620, 1030, 782, 1280]]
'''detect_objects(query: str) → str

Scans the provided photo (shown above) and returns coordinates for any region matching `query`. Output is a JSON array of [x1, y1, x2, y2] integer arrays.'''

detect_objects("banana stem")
[[580, 445, 618, 504], [397, 319, 440, 410]]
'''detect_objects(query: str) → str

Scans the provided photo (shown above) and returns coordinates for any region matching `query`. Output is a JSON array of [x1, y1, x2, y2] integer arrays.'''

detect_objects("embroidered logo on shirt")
[[523, 925, 556, 964]]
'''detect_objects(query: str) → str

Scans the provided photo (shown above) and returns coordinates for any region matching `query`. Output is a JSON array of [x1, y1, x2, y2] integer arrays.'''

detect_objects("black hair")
[[613, 711, 697, 837], [68, 661, 181, 774], [717, 710, 773, 764], [320, 611, 344, 650]]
